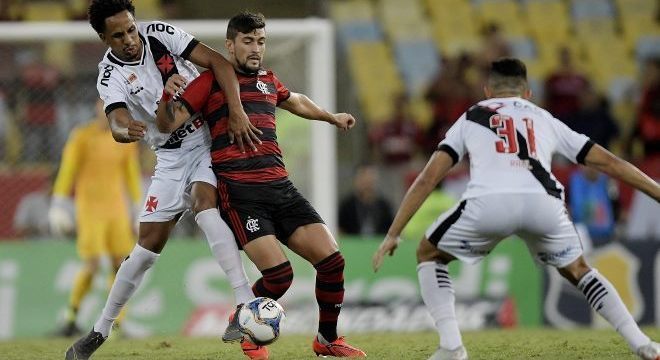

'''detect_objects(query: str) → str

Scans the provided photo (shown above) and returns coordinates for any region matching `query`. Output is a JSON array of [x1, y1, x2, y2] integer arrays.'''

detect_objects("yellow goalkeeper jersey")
[[53, 120, 141, 219]]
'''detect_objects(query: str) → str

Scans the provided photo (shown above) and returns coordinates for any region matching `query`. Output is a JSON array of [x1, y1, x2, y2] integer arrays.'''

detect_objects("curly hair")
[[88, 0, 136, 34], [226, 11, 266, 40]]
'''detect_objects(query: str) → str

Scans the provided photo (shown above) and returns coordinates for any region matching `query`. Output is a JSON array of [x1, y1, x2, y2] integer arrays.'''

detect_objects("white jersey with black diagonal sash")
[[96, 21, 208, 151], [438, 97, 593, 200]]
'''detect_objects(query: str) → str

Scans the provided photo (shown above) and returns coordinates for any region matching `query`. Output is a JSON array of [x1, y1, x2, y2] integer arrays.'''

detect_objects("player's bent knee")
[[558, 256, 591, 285], [190, 182, 218, 215], [416, 238, 442, 263], [137, 221, 174, 254]]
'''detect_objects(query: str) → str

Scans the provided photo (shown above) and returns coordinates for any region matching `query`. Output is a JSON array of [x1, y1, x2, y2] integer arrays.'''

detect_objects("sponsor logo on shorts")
[[145, 196, 159, 213], [246, 217, 260, 233], [538, 246, 578, 263], [459, 241, 490, 256]]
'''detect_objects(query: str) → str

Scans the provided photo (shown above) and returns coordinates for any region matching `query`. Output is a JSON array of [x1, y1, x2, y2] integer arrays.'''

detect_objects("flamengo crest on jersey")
[[96, 21, 209, 150], [438, 97, 592, 200]]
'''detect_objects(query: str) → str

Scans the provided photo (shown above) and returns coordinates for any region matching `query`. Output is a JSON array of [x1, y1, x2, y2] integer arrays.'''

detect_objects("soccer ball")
[[237, 297, 286, 345]]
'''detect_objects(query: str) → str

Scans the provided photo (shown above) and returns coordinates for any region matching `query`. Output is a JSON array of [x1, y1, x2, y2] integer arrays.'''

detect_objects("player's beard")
[[237, 56, 261, 74]]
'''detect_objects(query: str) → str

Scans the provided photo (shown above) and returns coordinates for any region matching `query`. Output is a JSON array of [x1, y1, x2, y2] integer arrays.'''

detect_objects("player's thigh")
[[425, 198, 506, 265], [141, 174, 189, 223], [417, 236, 456, 264], [76, 217, 105, 260], [287, 223, 339, 265], [106, 216, 136, 258], [186, 149, 217, 214], [243, 235, 289, 271], [217, 180, 278, 249], [190, 181, 218, 214], [519, 195, 583, 268], [271, 181, 332, 264]]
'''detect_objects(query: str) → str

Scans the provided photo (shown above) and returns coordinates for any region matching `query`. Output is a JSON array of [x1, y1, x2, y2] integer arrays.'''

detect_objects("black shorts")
[[217, 178, 324, 249]]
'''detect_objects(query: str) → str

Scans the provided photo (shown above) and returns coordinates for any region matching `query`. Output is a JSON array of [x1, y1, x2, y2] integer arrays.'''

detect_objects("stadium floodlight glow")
[[0, 19, 338, 232]]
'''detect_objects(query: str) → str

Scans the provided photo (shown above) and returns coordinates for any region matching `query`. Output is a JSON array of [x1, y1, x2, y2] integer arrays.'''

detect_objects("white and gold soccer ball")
[[238, 297, 286, 345]]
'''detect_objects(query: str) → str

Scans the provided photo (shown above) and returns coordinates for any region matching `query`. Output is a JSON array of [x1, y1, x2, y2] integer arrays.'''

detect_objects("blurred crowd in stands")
[[0, 0, 658, 244]]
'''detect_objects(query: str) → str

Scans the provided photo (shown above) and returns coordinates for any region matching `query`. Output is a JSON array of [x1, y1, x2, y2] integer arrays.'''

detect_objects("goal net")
[[0, 19, 337, 239]]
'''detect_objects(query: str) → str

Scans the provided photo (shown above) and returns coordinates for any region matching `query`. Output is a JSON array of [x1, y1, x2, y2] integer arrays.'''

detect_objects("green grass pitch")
[[1, 328, 658, 359]]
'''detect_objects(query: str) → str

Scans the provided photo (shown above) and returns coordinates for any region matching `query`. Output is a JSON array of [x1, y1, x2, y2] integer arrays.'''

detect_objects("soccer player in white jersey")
[[373, 58, 660, 360], [65, 1, 260, 359]]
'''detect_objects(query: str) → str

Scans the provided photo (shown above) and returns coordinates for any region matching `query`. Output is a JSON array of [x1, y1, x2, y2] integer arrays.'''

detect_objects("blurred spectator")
[[0, 89, 7, 160], [629, 58, 660, 160], [425, 54, 479, 153], [476, 23, 512, 70], [564, 87, 619, 149], [369, 93, 425, 165], [369, 93, 426, 203], [544, 47, 591, 121], [0, 0, 21, 21], [338, 163, 393, 236], [569, 167, 618, 246], [623, 58, 660, 241], [16, 49, 61, 163], [161, 0, 181, 19]]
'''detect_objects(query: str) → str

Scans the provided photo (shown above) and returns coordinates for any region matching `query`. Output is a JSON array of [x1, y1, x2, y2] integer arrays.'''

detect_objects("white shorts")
[[425, 193, 583, 268], [140, 145, 216, 222]]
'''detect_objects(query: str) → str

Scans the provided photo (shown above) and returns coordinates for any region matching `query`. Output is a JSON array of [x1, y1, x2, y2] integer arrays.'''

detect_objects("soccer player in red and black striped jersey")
[[156, 11, 366, 359]]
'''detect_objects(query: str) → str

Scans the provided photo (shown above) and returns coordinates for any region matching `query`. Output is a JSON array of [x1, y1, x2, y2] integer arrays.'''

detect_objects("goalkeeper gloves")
[[48, 196, 75, 237]]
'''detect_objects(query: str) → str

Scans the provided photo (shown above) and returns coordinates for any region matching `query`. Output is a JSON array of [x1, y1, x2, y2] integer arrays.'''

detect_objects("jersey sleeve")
[[142, 21, 199, 59], [437, 115, 467, 165], [53, 128, 84, 197], [552, 117, 594, 164], [122, 143, 142, 205], [272, 73, 291, 105], [179, 70, 214, 115], [97, 64, 128, 114]]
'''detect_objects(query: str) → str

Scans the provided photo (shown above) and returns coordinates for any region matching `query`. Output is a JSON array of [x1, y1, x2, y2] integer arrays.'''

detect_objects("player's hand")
[[48, 197, 75, 237], [127, 119, 146, 141], [332, 113, 356, 131], [164, 74, 187, 98], [372, 234, 401, 272], [228, 108, 262, 153]]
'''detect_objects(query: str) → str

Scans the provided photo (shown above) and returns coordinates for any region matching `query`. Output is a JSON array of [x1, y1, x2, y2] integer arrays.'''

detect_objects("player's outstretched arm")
[[584, 144, 660, 202], [279, 92, 356, 130], [372, 150, 455, 272], [187, 43, 261, 151], [107, 107, 146, 143]]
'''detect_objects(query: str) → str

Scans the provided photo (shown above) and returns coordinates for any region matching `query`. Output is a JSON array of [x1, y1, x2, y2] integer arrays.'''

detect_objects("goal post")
[[0, 19, 338, 234]]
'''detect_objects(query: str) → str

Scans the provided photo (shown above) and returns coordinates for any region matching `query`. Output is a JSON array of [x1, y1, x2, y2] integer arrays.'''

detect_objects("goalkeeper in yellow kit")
[[49, 98, 142, 337]]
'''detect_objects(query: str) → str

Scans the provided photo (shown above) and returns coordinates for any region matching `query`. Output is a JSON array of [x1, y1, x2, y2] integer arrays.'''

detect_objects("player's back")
[[443, 97, 592, 200]]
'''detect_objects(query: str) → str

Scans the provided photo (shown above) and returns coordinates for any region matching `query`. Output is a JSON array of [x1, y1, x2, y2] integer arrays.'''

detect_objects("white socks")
[[94, 245, 158, 338], [577, 269, 650, 351], [195, 208, 254, 304], [418, 261, 463, 351]]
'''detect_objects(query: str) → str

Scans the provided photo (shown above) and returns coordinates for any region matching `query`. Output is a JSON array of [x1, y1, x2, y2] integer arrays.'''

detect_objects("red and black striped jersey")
[[179, 69, 291, 183]]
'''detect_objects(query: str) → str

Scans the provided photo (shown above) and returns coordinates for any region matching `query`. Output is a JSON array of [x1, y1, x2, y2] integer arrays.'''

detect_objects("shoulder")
[[96, 60, 125, 88]]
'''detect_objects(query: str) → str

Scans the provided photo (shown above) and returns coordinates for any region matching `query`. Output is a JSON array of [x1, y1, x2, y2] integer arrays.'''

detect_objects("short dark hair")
[[88, 0, 136, 34], [226, 11, 266, 40], [488, 57, 528, 92]]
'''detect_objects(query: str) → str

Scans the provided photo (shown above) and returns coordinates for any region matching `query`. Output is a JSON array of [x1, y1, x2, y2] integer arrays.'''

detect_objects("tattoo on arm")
[[165, 101, 176, 124]]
